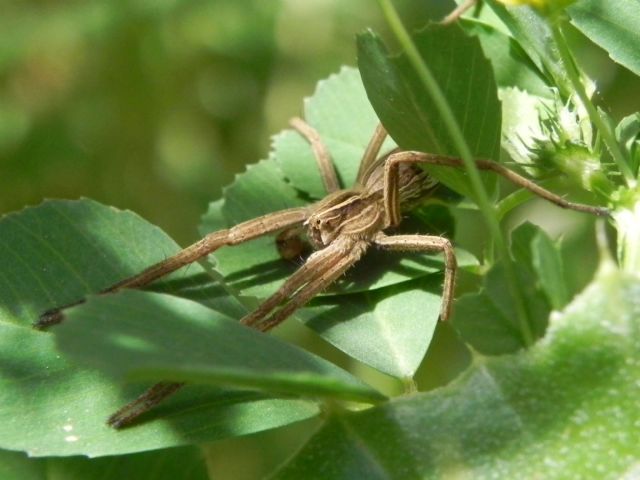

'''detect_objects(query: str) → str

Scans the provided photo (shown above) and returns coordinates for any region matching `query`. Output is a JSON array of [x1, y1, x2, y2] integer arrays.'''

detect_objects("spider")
[[36, 117, 607, 428]]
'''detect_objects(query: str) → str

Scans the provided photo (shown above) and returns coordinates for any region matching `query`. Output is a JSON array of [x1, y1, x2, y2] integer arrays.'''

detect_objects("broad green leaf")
[[0, 199, 217, 326], [357, 26, 501, 199], [569, 0, 640, 77], [297, 276, 443, 378], [461, 19, 551, 97], [276, 67, 396, 198], [273, 265, 640, 479], [0, 320, 319, 458], [0, 200, 319, 457], [453, 223, 554, 354], [55, 290, 384, 403], [0, 447, 209, 480]]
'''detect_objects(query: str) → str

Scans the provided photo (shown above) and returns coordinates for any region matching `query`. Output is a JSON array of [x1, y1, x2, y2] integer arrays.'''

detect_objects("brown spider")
[[36, 117, 607, 428]]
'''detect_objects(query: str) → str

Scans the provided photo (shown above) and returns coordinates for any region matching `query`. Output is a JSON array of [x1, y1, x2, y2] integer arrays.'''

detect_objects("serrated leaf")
[[276, 67, 397, 198], [0, 200, 319, 457], [569, 0, 640, 77], [357, 26, 501, 200], [200, 160, 303, 300], [273, 266, 640, 479], [56, 290, 384, 403], [0, 446, 210, 480]]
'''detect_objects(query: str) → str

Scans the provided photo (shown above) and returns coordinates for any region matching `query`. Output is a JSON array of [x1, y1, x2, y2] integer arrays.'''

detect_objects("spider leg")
[[441, 0, 478, 25], [383, 151, 610, 227], [36, 207, 309, 329], [356, 123, 388, 185], [107, 382, 184, 429], [249, 240, 368, 332], [241, 239, 366, 329], [108, 240, 367, 429], [374, 233, 457, 321], [290, 117, 340, 193]]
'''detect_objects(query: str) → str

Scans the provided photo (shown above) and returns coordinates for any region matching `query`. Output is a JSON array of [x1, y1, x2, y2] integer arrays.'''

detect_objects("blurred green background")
[[0, 0, 448, 245], [2, 0, 639, 478]]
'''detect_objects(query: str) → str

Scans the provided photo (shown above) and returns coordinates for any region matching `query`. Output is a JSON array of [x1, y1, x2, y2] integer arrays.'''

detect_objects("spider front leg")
[[375, 233, 457, 321], [383, 151, 609, 227], [36, 207, 309, 329]]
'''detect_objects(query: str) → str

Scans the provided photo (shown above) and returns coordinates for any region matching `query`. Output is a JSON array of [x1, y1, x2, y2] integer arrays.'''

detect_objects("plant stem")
[[377, 0, 533, 346], [550, 21, 634, 185]]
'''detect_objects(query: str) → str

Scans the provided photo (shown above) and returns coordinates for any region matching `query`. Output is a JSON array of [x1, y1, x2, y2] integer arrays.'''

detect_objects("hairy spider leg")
[[383, 151, 610, 227], [35, 207, 309, 329], [242, 239, 368, 331], [374, 233, 456, 321]]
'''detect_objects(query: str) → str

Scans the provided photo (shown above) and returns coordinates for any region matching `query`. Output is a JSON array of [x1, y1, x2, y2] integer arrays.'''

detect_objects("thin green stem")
[[377, 0, 533, 346], [550, 21, 634, 185]]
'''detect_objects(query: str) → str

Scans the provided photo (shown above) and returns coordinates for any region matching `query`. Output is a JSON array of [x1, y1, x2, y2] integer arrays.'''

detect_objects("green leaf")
[[0, 200, 319, 457], [357, 26, 501, 199], [0, 446, 210, 480], [569, 0, 640, 77], [0, 319, 320, 458], [484, 0, 573, 97], [0, 199, 217, 326], [55, 290, 384, 403], [273, 265, 640, 479], [297, 276, 442, 378], [531, 229, 569, 309], [461, 19, 551, 97], [222, 159, 306, 224], [616, 112, 640, 176], [452, 223, 555, 354]]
